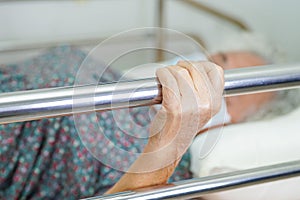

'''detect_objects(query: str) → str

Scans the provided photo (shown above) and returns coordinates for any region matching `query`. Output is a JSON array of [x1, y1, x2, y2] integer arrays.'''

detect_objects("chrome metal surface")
[[84, 160, 300, 200], [0, 78, 161, 124], [0, 63, 300, 124], [224, 63, 300, 96]]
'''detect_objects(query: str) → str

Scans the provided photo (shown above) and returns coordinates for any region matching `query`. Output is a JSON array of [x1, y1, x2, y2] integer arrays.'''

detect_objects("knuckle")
[[215, 64, 224, 74]]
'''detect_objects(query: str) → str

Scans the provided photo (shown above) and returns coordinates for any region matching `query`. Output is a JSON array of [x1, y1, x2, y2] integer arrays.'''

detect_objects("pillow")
[[190, 105, 300, 199]]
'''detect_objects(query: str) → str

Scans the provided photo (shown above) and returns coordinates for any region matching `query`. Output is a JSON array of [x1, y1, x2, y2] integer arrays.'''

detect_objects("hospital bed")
[[1, 58, 300, 200], [1, 0, 300, 199]]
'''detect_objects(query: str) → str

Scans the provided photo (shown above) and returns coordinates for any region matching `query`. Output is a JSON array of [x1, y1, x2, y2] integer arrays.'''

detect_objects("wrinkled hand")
[[145, 61, 224, 172], [106, 61, 224, 194]]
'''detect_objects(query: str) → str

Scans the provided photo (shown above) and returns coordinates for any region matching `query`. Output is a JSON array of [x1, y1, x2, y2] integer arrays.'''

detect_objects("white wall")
[[0, 0, 299, 62], [0, 0, 156, 47], [163, 0, 300, 62]]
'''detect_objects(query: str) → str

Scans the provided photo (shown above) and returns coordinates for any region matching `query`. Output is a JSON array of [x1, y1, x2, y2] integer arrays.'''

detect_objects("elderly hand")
[[106, 61, 224, 194], [145, 61, 224, 170]]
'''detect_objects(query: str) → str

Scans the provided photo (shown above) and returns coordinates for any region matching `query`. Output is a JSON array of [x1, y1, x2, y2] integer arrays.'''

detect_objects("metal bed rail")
[[85, 160, 300, 200], [1, 2, 299, 200], [0, 63, 299, 199], [1, 63, 300, 125]]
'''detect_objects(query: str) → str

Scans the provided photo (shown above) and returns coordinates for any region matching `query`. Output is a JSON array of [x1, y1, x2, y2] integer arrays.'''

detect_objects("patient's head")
[[210, 51, 275, 123]]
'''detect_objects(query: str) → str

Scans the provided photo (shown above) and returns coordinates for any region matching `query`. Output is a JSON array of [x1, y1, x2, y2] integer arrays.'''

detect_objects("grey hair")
[[208, 31, 299, 121], [246, 88, 300, 121]]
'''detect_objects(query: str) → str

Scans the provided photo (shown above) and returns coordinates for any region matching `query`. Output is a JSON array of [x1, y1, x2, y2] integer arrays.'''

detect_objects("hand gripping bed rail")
[[0, 63, 300, 124], [83, 160, 300, 200]]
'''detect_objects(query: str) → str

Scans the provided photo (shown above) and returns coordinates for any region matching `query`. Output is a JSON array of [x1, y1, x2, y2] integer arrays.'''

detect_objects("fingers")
[[177, 61, 224, 116], [177, 61, 224, 95], [167, 65, 200, 115], [201, 62, 224, 94], [155, 61, 224, 134], [156, 67, 181, 113], [149, 61, 225, 167]]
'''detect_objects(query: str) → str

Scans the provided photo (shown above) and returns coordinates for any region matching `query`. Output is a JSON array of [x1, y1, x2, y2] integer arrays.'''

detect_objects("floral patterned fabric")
[[0, 46, 192, 199]]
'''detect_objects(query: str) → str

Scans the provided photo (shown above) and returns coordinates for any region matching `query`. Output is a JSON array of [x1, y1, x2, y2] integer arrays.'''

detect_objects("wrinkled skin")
[[106, 52, 273, 194], [210, 52, 275, 123], [106, 61, 224, 193]]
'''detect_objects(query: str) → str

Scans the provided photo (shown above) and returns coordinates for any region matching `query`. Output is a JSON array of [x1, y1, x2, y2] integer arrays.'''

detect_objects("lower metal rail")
[[86, 160, 300, 200]]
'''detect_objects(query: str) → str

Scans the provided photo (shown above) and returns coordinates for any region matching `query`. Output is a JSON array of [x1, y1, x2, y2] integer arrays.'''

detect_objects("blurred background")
[[1, 1, 300, 199], [0, 0, 299, 68]]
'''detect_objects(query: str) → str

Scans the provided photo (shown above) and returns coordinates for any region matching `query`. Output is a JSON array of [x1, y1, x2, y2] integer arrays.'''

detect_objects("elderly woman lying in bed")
[[1, 46, 293, 199]]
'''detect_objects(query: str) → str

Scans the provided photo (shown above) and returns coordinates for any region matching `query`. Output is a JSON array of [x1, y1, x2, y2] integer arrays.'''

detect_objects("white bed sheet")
[[191, 103, 300, 200]]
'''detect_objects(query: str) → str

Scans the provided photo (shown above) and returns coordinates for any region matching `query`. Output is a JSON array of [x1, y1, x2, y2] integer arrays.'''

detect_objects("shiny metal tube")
[[0, 78, 161, 124], [224, 63, 300, 96], [85, 160, 300, 200], [0, 63, 300, 124]]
